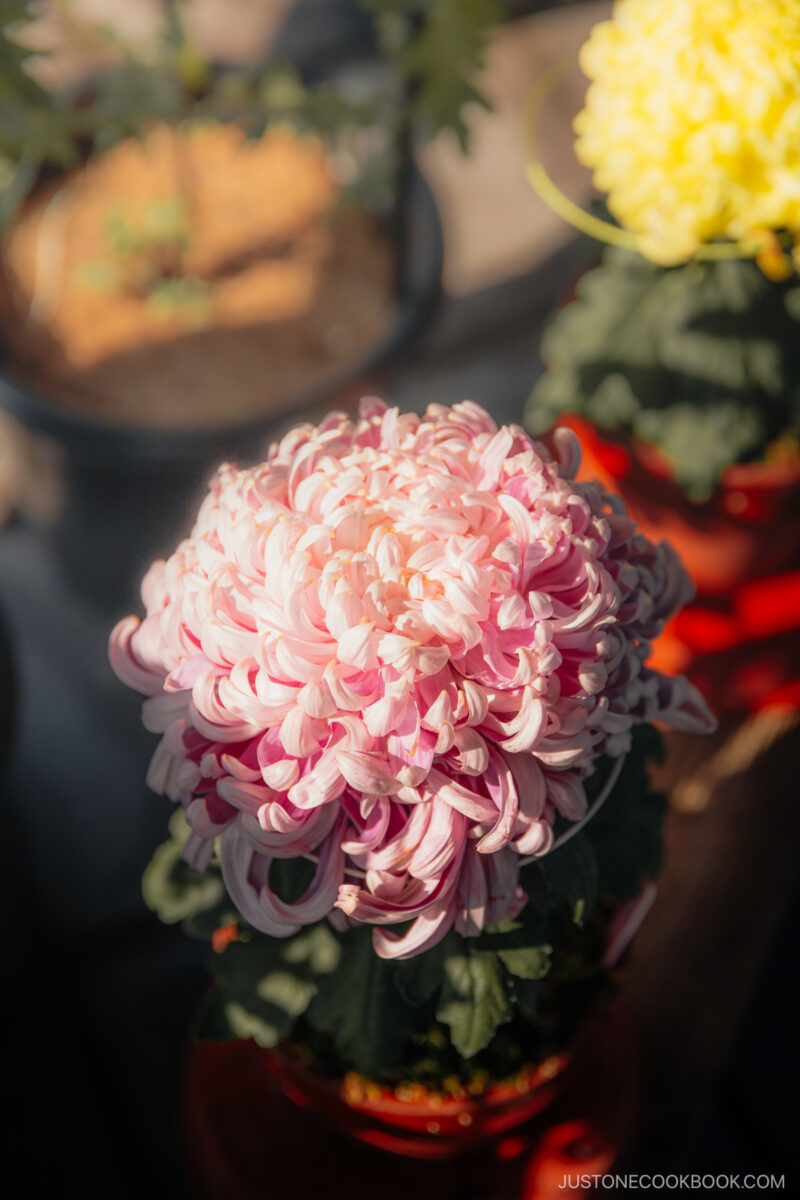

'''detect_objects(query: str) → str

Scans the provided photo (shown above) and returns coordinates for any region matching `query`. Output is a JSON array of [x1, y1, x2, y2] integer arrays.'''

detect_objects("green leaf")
[[436, 946, 511, 1058], [0, 2, 49, 108], [533, 835, 598, 923], [77, 259, 118, 290], [141, 813, 226, 926], [585, 737, 668, 902], [200, 919, 346, 1052], [142, 197, 188, 247], [105, 207, 144, 257], [633, 402, 764, 502], [307, 925, 409, 1073], [497, 944, 552, 981], [0, 152, 34, 229], [394, 929, 455, 1006], [222, 1000, 284, 1047], [281, 922, 342, 976], [192, 987, 237, 1043], [399, 0, 500, 148], [483, 918, 523, 935], [479, 869, 550, 951], [181, 894, 239, 942], [363, 0, 500, 149], [0, 3, 73, 228], [147, 276, 211, 324], [525, 248, 800, 501], [210, 934, 317, 1049], [268, 856, 319, 907], [508, 976, 542, 1023], [256, 971, 316, 1018]]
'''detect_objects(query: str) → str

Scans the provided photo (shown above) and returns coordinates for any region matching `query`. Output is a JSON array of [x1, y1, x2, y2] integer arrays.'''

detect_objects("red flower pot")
[[560, 415, 800, 597], [184, 1008, 634, 1200], [259, 1046, 569, 1160], [647, 579, 800, 716], [556, 416, 800, 714]]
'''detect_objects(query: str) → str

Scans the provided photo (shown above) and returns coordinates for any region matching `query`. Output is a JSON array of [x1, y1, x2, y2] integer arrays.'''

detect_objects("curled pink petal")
[[373, 892, 458, 960], [220, 820, 345, 937], [108, 616, 164, 696], [337, 750, 403, 796]]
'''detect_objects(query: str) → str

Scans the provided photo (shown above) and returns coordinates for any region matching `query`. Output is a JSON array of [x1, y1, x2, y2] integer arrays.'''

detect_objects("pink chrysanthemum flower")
[[111, 400, 713, 958]]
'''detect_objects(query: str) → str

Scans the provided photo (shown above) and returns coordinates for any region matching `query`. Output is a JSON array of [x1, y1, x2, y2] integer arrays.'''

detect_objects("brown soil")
[[0, 123, 394, 429]]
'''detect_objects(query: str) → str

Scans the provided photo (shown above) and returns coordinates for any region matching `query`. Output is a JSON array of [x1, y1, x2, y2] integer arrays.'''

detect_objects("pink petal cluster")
[[111, 400, 714, 958]]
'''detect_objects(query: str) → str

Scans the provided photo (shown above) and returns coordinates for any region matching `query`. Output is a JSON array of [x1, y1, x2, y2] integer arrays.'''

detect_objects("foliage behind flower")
[[110, 400, 713, 959], [526, 249, 800, 502], [574, 0, 800, 266]]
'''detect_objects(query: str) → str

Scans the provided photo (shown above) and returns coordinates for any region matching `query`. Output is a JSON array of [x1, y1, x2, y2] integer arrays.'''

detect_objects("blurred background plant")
[[0, 0, 508, 444], [524, 0, 800, 503], [0, 0, 76, 225], [0, 0, 503, 229], [526, 251, 800, 503]]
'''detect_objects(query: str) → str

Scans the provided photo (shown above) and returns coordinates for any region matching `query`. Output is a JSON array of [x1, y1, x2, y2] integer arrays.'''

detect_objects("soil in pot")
[[260, 1041, 570, 1161], [0, 121, 395, 430]]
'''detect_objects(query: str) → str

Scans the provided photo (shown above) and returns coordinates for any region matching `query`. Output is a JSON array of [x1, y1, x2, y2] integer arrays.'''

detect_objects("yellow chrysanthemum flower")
[[574, 0, 800, 268]]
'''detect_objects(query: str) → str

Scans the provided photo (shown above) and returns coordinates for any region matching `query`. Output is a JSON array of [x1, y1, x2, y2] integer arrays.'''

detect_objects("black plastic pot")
[[0, 162, 442, 615], [271, 0, 375, 69]]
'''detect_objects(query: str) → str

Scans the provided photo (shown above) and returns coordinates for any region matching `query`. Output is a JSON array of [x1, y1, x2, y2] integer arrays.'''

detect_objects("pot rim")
[[263, 1042, 569, 1119]]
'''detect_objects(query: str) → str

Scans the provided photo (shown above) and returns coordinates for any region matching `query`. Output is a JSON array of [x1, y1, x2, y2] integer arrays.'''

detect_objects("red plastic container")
[[558, 415, 800, 714], [259, 1046, 568, 1160], [560, 414, 800, 598], [184, 1001, 634, 1200]]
